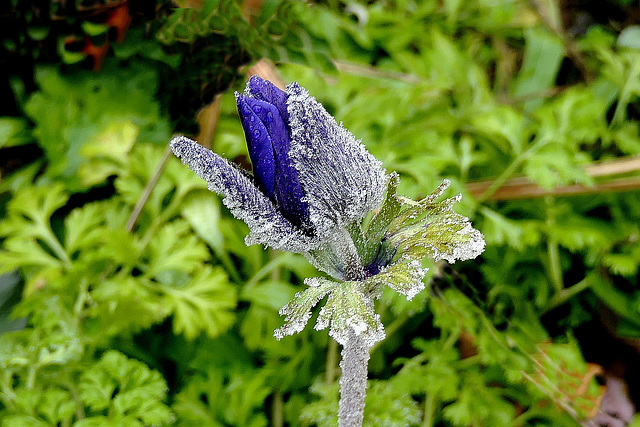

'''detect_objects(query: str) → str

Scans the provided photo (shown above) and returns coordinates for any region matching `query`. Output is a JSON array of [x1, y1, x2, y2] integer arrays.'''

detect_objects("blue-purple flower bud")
[[236, 77, 311, 231], [170, 76, 388, 257]]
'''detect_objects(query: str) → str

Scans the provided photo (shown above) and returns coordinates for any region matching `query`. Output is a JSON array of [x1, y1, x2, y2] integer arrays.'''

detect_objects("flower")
[[171, 76, 485, 346], [170, 76, 388, 258]]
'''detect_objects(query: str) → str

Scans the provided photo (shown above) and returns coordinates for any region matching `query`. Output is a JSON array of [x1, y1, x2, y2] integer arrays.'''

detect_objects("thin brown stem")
[[125, 145, 172, 232], [468, 156, 640, 201], [272, 388, 283, 427]]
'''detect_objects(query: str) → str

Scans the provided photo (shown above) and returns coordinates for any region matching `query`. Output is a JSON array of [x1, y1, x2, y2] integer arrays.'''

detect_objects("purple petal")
[[169, 136, 318, 253], [236, 95, 276, 199], [242, 96, 312, 231], [245, 75, 289, 128], [286, 83, 388, 238]]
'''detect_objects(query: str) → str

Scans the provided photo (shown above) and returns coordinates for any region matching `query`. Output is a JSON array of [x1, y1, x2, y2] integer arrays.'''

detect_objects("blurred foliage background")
[[1, 0, 640, 426]]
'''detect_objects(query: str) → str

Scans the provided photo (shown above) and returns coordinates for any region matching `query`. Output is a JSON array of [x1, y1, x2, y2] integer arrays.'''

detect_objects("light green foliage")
[[0, 118, 31, 149], [173, 369, 270, 427], [2, 0, 640, 426], [0, 58, 239, 425], [23, 65, 169, 191], [77, 351, 173, 426]]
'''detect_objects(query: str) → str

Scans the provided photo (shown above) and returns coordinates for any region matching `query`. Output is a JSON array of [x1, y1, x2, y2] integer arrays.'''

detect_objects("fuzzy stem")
[[339, 330, 370, 427], [333, 227, 368, 427]]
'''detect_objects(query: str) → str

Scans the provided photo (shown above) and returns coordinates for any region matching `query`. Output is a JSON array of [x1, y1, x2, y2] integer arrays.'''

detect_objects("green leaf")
[[361, 173, 403, 264], [23, 65, 169, 190], [442, 371, 515, 426], [64, 202, 107, 256], [79, 351, 174, 425], [617, 25, 640, 49], [240, 280, 298, 350], [173, 368, 269, 427], [0, 117, 31, 148], [512, 27, 564, 110], [0, 183, 71, 273], [143, 220, 209, 278], [78, 120, 139, 187], [316, 280, 384, 346], [274, 277, 339, 340], [87, 276, 167, 340], [589, 273, 640, 330], [162, 266, 236, 339], [180, 190, 224, 253], [172, 371, 227, 427], [362, 381, 421, 426]]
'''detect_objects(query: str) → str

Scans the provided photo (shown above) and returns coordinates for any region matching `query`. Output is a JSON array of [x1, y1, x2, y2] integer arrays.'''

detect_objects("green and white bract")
[[276, 174, 485, 346]]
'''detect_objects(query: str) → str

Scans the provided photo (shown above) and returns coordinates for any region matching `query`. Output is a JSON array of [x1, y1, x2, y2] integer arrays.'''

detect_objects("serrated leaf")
[[274, 277, 340, 340], [363, 259, 427, 300], [23, 65, 169, 190], [362, 381, 421, 427], [172, 371, 226, 427], [116, 144, 207, 223], [0, 239, 63, 275], [79, 351, 173, 425], [162, 266, 236, 339], [78, 120, 138, 187], [142, 220, 209, 278], [316, 281, 384, 346], [602, 253, 638, 276], [88, 277, 167, 340], [0, 184, 71, 272], [480, 207, 541, 250], [443, 372, 515, 426], [64, 202, 106, 256], [224, 373, 271, 427], [0, 183, 68, 238]]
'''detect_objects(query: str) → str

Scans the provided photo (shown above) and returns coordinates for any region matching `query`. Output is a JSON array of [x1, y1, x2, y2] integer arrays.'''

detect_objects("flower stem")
[[332, 226, 369, 427], [339, 330, 370, 427]]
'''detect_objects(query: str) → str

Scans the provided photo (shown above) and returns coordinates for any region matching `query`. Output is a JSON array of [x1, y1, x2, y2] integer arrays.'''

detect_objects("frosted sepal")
[[274, 277, 339, 340], [317, 280, 385, 347], [362, 259, 428, 301], [286, 83, 388, 241], [386, 180, 486, 264], [170, 136, 319, 253], [274, 277, 385, 346], [359, 177, 485, 300]]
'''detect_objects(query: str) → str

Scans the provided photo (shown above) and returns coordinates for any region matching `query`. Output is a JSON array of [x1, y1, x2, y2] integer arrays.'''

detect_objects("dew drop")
[[252, 104, 262, 113], [252, 128, 261, 138]]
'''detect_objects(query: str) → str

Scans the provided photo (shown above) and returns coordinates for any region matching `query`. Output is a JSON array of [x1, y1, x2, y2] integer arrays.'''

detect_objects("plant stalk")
[[333, 226, 369, 427], [339, 330, 370, 427]]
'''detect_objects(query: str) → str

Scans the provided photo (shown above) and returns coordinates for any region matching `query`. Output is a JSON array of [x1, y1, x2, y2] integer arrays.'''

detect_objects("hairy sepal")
[[274, 277, 384, 346]]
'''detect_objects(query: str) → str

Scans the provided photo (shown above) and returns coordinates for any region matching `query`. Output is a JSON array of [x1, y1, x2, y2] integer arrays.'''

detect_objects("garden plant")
[[1, 0, 640, 426]]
